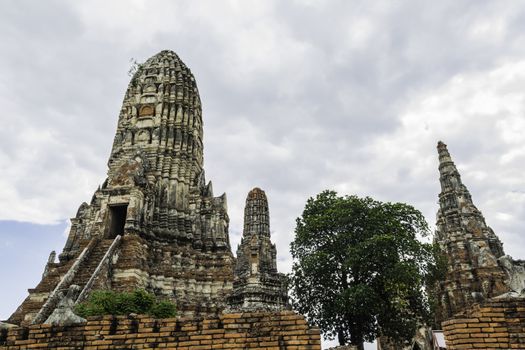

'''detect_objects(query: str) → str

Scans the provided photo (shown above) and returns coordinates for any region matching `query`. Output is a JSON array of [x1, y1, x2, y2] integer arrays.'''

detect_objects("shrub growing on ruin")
[[150, 300, 178, 318], [75, 289, 176, 318]]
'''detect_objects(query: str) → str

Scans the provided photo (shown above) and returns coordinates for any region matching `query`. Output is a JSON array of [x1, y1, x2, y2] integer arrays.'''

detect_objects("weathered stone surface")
[[40, 251, 56, 280], [0, 312, 321, 350], [400, 141, 525, 349], [8, 50, 290, 326], [44, 285, 86, 326], [58, 50, 231, 257], [435, 142, 525, 321], [377, 325, 434, 350], [499, 255, 525, 294], [434, 141, 511, 324], [0, 323, 16, 331], [442, 297, 525, 349], [9, 51, 234, 324], [27, 239, 101, 325], [226, 188, 289, 312]]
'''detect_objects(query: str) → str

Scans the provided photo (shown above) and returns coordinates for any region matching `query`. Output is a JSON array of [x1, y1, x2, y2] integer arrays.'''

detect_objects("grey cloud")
[[2, 4, 525, 343]]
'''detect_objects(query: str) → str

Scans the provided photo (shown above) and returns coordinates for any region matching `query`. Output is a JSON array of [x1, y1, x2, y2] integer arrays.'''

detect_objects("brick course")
[[442, 297, 525, 349], [0, 311, 320, 350]]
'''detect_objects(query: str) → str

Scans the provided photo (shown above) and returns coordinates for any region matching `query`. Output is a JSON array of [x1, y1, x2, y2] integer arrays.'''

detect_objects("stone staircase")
[[7, 256, 78, 325], [7, 237, 119, 326], [69, 239, 114, 288]]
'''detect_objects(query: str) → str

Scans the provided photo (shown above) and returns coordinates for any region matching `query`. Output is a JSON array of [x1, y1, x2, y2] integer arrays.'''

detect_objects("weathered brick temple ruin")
[[434, 142, 525, 349], [3, 50, 525, 350], [435, 141, 510, 323], [0, 50, 319, 349], [227, 188, 289, 312], [379, 143, 525, 350]]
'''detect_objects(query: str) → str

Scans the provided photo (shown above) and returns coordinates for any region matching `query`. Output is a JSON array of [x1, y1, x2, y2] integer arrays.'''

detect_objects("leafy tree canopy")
[[290, 191, 441, 348]]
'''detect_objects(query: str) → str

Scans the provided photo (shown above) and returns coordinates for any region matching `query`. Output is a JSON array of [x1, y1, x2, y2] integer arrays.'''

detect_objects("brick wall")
[[442, 297, 525, 349], [0, 311, 320, 350]]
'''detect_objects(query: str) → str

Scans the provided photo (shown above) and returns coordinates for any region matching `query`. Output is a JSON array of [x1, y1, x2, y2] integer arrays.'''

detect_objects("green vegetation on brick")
[[75, 289, 176, 318]]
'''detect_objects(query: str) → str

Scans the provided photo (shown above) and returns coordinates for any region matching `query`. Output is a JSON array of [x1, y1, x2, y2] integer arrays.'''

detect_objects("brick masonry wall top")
[[442, 297, 525, 349], [0, 311, 321, 350]]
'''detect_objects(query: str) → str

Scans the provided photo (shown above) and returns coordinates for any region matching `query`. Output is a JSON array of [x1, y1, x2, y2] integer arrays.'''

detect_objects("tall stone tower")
[[9, 50, 235, 325], [227, 188, 289, 311], [434, 141, 508, 323]]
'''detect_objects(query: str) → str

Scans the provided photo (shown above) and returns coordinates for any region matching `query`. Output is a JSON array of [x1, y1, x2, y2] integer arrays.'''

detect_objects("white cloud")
[[365, 59, 525, 257], [3, 1, 525, 347]]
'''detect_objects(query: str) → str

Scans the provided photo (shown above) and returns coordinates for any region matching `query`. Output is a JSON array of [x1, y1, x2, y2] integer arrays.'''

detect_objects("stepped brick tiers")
[[2, 51, 321, 348], [227, 188, 289, 311]]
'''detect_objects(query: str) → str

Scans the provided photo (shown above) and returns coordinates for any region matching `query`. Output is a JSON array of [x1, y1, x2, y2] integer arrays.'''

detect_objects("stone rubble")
[[44, 285, 86, 326]]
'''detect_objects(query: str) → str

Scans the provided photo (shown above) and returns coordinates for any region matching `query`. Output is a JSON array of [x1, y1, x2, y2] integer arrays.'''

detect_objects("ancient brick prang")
[[227, 188, 289, 312], [0, 312, 321, 350], [8, 50, 234, 325], [61, 49, 230, 257], [434, 141, 509, 324]]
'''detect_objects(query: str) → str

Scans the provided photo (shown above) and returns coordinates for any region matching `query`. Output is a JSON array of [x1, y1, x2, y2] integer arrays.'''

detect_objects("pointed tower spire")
[[437, 141, 473, 206], [243, 187, 271, 238], [438, 141, 461, 187], [434, 141, 508, 324], [227, 188, 289, 312]]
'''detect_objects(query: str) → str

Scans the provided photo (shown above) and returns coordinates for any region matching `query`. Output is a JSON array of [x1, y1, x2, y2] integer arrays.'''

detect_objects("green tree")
[[290, 191, 439, 349]]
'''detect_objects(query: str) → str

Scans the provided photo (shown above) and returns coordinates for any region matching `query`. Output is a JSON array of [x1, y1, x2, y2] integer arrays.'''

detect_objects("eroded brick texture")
[[8, 51, 239, 325], [227, 188, 289, 311], [442, 297, 525, 349], [434, 141, 509, 324], [0, 312, 321, 350]]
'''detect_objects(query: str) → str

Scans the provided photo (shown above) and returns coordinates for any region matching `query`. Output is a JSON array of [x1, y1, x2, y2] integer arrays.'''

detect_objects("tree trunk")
[[337, 329, 346, 345], [342, 344, 364, 350], [350, 332, 364, 350]]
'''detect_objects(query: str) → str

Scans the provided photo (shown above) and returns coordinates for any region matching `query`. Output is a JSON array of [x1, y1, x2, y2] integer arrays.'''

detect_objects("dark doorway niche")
[[109, 204, 128, 238]]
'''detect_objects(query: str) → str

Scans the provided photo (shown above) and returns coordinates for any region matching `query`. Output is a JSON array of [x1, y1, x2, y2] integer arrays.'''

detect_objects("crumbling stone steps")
[[68, 239, 114, 289], [11, 239, 115, 326], [32, 263, 74, 293], [7, 261, 75, 325]]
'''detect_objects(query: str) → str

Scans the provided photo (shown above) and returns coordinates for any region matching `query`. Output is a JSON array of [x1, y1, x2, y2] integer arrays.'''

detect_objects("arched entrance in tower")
[[108, 204, 128, 238]]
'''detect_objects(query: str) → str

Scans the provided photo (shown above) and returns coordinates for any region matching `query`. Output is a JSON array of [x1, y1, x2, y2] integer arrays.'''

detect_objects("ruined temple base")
[[0, 311, 320, 350], [442, 296, 525, 349]]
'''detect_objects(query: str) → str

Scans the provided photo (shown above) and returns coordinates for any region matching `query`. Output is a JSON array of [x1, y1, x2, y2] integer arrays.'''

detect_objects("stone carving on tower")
[[227, 188, 289, 311], [8, 51, 236, 325], [433, 141, 510, 324]]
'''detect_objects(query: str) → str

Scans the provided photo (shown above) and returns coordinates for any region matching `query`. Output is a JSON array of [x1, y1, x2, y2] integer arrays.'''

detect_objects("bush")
[[75, 289, 176, 318], [130, 289, 155, 314], [150, 300, 177, 318]]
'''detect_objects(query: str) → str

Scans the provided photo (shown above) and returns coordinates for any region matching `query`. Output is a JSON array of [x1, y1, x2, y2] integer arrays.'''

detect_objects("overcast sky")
[[2, 1, 525, 347]]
